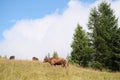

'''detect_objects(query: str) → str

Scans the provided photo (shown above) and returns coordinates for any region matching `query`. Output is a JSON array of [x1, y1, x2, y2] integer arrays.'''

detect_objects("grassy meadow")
[[0, 59, 120, 80]]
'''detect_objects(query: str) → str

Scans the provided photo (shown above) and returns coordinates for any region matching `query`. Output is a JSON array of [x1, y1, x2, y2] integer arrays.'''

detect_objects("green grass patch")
[[0, 59, 120, 80]]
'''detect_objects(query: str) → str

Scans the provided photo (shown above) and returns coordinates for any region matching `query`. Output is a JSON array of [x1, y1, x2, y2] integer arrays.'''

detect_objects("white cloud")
[[0, 0, 120, 60]]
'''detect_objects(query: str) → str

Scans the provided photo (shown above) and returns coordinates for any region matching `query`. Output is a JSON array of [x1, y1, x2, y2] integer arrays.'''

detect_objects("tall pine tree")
[[71, 24, 93, 67], [88, 1, 120, 71]]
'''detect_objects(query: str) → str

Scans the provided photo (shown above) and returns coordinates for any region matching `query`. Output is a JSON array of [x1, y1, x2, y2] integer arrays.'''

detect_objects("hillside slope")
[[0, 59, 120, 80]]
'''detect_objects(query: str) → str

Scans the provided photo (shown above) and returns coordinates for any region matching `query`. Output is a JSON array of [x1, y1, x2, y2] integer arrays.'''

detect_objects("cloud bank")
[[0, 0, 120, 60]]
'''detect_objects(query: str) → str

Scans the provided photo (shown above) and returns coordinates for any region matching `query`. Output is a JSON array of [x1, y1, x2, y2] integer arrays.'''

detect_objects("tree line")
[[46, 51, 59, 58], [70, 1, 120, 71]]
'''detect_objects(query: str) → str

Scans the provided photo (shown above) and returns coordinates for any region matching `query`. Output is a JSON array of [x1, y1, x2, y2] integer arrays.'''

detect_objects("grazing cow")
[[32, 57, 39, 61], [44, 56, 68, 67], [9, 56, 15, 60]]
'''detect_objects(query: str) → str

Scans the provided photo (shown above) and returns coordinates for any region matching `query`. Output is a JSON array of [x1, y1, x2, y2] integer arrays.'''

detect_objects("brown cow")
[[9, 56, 15, 60], [32, 57, 39, 61], [44, 56, 68, 67]]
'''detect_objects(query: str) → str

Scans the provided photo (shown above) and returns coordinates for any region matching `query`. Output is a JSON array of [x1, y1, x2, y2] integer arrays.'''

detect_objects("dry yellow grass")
[[0, 59, 120, 80]]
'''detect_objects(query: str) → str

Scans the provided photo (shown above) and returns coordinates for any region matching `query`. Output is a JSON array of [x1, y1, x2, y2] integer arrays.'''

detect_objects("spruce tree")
[[108, 28, 120, 71], [71, 24, 93, 67], [53, 51, 59, 58], [88, 1, 120, 71]]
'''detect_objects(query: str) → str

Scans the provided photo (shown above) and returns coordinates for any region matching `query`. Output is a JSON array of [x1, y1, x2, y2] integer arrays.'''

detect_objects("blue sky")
[[1, 0, 119, 59], [0, 0, 96, 40], [0, 0, 69, 40]]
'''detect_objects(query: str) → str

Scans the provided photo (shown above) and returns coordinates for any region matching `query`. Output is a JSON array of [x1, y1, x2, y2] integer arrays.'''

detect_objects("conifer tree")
[[71, 24, 93, 67], [88, 1, 120, 71], [53, 51, 59, 58]]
